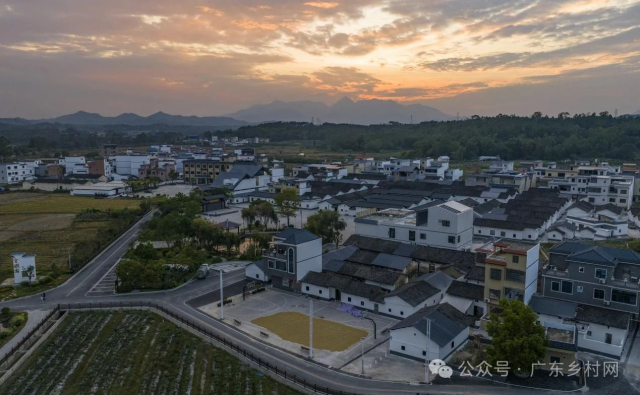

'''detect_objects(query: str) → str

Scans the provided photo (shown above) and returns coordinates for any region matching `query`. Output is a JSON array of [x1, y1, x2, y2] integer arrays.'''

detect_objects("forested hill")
[[228, 114, 640, 161]]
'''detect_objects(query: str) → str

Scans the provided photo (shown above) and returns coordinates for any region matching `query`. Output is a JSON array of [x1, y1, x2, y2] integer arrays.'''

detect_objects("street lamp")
[[308, 296, 314, 359], [360, 337, 366, 375], [424, 317, 431, 384], [216, 268, 224, 320]]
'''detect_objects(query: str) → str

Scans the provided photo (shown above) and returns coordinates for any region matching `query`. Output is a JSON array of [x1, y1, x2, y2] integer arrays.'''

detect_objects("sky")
[[0, 0, 639, 118]]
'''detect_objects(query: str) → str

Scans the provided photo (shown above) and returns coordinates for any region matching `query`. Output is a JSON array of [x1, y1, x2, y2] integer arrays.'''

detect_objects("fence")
[[59, 301, 363, 395], [0, 306, 60, 368]]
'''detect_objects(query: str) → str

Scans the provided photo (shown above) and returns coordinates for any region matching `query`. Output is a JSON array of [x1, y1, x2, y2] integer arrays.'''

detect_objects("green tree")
[[168, 169, 180, 183], [486, 299, 549, 376], [250, 200, 278, 230], [304, 210, 346, 248], [241, 206, 257, 231], [274, 189, 301, 227]]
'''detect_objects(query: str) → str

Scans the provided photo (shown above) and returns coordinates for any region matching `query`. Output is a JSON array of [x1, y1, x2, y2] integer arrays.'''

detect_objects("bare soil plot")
[[252, 311, 367, 352], [0, 194, 140, 214]]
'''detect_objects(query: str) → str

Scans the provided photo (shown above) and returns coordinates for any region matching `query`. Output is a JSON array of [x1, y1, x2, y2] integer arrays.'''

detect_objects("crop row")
[[0, 311, 302, 395]]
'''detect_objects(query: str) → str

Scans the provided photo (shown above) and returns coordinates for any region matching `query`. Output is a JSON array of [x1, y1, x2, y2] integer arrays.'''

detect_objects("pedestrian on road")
[[41, 292, 46, 303]]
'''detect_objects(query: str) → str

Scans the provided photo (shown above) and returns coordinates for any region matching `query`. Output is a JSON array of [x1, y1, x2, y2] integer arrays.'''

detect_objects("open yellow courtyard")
[[251, 311, 367, 352]]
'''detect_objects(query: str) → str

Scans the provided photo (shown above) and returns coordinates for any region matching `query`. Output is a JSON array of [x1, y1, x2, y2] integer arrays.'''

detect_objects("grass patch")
[[0, 311, 301, 395], [252, 311, 367, 352], [0, 193, 144, 300], [0, 194, 141, 214]]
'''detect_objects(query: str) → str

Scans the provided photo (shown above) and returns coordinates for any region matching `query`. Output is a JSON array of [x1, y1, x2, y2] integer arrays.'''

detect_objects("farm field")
[[0, 311, 301, 395], [252, 312, 367, 352], [0, 193, 142, 300]]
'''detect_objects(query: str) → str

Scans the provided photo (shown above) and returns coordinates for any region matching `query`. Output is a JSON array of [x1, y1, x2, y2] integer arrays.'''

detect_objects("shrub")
[[0, 329, 14, 340], [38, 276, 53, 285], [9, 315, 25, 329], [19, 280, 30, 288], [1, 307, 10, 317]]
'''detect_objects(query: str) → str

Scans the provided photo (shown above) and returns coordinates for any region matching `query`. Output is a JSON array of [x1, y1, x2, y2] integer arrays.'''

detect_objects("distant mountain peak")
[[225, 98, 451, 124]]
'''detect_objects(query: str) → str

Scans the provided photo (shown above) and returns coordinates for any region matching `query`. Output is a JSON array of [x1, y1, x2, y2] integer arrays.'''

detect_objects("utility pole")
[[219, 270, 224, 320], [424, 318, 431, 383], [309, 297, 314, 359], [360, 337, 366, 375]]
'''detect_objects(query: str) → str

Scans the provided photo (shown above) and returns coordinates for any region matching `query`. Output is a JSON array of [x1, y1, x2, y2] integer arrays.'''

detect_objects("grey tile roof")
[[390, 303, 474, 347], [465, 265, 485, 282], [371, 253, 412, 271], [575, 304, 631, 329], [325, 260, 403, 286], [567, 247, 617, 267], [275, 228, 320, 245], [418, 271, 454, 291], [528, 295, 576, 319], [249, 260, 265, 271], [597, 203, 624, 215], [445, 281, 484, 301], [384, 281, 441, 307], [322, 246, 357, 265]]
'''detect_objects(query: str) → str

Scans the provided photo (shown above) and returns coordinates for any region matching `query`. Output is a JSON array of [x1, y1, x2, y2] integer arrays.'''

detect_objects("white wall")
[[341, 292, 379, 311], [246, 264, 267, 282], [302, 283, 333, 299], [389, 326, 469, 362], [383, 293, 442, 318], [577, 323, 626, 358], [295, 238, 323, 281]]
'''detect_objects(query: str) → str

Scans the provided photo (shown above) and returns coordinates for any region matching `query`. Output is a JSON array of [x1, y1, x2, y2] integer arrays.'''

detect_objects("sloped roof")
[[322, 246, 357, 265], [390, 303, 473, 347], [596, 203, 624, 215], [567, 246, 617, 266], [575, 304, 631, 329], [418, 271, 454, 291], [528, 295, 576, 319], [445, 281, 484, 300], [465, 265, 485, 283], [275, 228, 320, 245], [385, 281, 441, 306]]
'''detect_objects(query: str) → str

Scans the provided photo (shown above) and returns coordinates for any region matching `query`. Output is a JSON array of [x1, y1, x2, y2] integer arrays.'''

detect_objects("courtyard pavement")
[[198, 288, 397, 368]]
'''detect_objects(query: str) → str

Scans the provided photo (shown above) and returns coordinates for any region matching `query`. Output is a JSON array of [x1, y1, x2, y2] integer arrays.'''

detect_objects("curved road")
[[0, 215, 560, 395]]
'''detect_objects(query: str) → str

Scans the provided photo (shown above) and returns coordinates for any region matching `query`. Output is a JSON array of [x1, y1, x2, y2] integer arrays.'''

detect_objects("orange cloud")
[[304, 2, 340, 8]]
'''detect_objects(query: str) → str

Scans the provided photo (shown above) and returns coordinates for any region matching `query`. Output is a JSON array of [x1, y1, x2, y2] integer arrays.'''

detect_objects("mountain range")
[[0, 98, 451, 127], [0, 111, 248, 127], [224, 97, 452, 124]]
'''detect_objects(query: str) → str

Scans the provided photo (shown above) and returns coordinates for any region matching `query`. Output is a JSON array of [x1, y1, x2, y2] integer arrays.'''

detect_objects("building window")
[[513, 234, 516, 238], [388, 308, 392, 313], [579, 267, 584, 273], [268, 260, 275, 269], [348, 297, 352, 302], [360, 301, 365, 306], [409, 231, 415, 241], [440, 220, 450, 227], [490, 230, 495, 236], [500, 231, 506, 237], [512, 256, 519, 264], [306, 286, 310, 291], [288, 248, 295, 273], [451, 341, 455, 348], [490, 268, 502, 280], [388, 228, 396, 239], [422, 351, 426, 356], [276, 261, 287, 271], [612, 289, 637, 305], [577, 286, 583, 293], [561, 281, 573, 294], [621, 199, 627, 204], [448, 236, 455, 244], [593, 289, 605, 300], [256, 274, 260, 279], [401, 346, 405, 351], [319, 290, 323, 295], [400, 311, 404, 316], [551, 281, 560, 292], [457, 235, 461, 242], [595, 268, 607, 279], [420, 233, 426, 240], [489, 289, 501, 299]]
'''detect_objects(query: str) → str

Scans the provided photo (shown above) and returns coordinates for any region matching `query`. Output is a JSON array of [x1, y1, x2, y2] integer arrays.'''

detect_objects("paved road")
[[0, 213, 590, 395]]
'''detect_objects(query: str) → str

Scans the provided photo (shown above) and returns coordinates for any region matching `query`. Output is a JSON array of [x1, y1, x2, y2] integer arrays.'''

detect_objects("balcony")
[[544, 268, 569, 277], [611, 279, 640, 290]]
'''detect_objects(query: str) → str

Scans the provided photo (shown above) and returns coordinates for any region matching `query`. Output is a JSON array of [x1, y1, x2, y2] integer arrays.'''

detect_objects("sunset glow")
[[0, 0, 638, 117]]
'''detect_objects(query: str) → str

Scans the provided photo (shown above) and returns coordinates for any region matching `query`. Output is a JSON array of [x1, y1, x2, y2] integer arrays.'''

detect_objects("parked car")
[[196, 264, 210, 279]]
